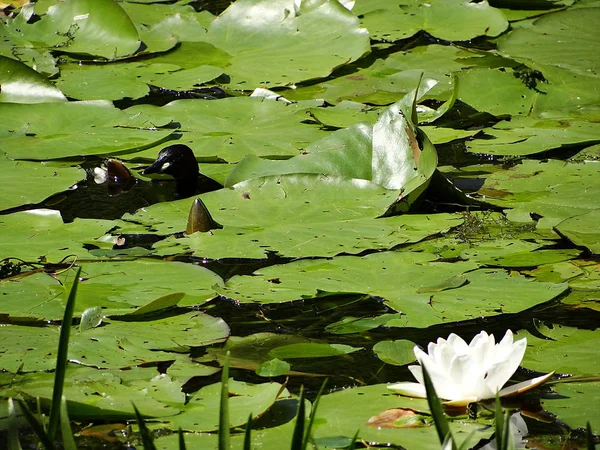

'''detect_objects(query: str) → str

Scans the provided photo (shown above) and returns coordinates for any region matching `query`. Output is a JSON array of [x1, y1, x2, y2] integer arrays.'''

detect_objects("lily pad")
[[546, 381, 600, 430], [312, 383, 490, 450], [498, 7, 600, 78], [169, 379, 286, 431], [0, 310, 229, 372], [4, 0, 141, 60], [466, 117, 600, 156], [0, 101, 175, 160], [56, 53, 223, 101], [226, 96, 438, 203], [0, 259, 224, 319], [0, 210, 115, 262], [0, 157, 84, 211], [204, 0, 370, 88], [521, 325, 600, 377], [1, 366, 182, 419], [116, 177, 461, 259], [221, 251, 567, 328], [442, 160, 600, 229], [355, 0, 508, 42], [554, 210, 600, 255], [124, 97, 329, 163], [0, 55, 66, 103]]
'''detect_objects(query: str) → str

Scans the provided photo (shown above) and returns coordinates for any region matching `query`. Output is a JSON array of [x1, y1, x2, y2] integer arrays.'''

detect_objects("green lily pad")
[[0, 55, 66, 103], [466, 117, 600, 156], [312, 383, 490, 450], [116, 177, 461, 259], [0, 22, 60, 78], [169, 379, 286, 431], [0, 310, 229, 372], [4, 0, 141, 60], [443, 160, 600, 229], [221, 251, 567, 328], [498, 7, 600, 78], [0, 101, 175, 160], [521, 325, 600, 377], [373, 340, 417, 366], [0, 210, 115, 262], [1, 366, 182, 419], [286, 46, 460, 105], [0, 259, 224, 319], [226, 97, 438, 203], [204, 0, 370, 88], [554, 210, 600, 255], [456, 67, 537, 117], [547, 381, 600, 431], [355, 0, 508, 42], [0, 157, 84, 211], [124, 97, 328, 163], [268, 343, 362, 359], [56, 50, 224, 101]]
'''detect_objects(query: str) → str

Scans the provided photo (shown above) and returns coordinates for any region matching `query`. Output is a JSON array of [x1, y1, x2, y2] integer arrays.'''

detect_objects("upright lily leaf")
[[227, 92, 438, 210], [205, 0, 370, 87], [0, 56, 66, 103]]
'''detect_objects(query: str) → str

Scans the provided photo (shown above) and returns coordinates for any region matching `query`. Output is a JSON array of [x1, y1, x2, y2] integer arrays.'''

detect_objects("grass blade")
[[494, 395, 504, 450], [133, 403, 157, 450], [48, 267, 81, 440], [219, 351, 230, 450], [59, 396, 77, 450], [302, 379, 327, 449], [586, 422, 596, 450], [16, 399, 56, 450], [7, 398, 23, 450], [243, 414, 253, 450], [178, 427, 186, 450], [502, 410, 512, 450], [290, 387, 306, 450], [422, 365, 453, 448], [348, 429, 360, 450]]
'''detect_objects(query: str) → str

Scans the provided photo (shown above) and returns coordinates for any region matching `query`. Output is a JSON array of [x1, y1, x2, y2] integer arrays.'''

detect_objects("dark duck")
[[143, 144, 222, 199], [2, 145, 222, 223]]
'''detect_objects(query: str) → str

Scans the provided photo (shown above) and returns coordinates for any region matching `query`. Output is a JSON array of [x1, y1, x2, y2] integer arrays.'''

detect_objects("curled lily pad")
[[0, 56, 66, 103], [227, 90, 438, 212]]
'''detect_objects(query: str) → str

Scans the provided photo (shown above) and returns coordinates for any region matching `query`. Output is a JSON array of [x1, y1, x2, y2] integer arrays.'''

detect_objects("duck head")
[[144, 144, 199, 198]]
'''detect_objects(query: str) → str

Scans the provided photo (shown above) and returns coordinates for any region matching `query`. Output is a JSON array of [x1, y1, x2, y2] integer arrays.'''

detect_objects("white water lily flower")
[[388, 330, 553, 406], [294, 0, 355, 14]]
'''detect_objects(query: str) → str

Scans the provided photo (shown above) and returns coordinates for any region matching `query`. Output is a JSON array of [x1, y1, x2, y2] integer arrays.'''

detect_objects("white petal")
[[433, 339, 457, 369], [408, 364, 424, 384], [469, 330, 492, 349], [486, 336, 527, 392], [498, 372, 554, 398], [447, 333, 468, 354], [387, 382, 427, 398], [448, 353, 491, 401]]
